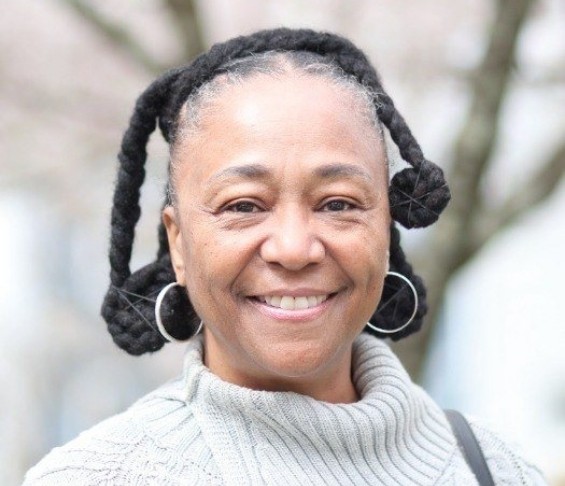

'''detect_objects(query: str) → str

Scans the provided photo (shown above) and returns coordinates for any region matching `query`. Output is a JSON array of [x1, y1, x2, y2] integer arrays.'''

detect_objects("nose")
[[259, 205, 325, 271]]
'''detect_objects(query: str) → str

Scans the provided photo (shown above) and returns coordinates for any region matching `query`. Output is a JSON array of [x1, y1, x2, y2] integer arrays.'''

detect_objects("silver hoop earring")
[[366, 271, 418, 334], [155, 282, 203, 342]]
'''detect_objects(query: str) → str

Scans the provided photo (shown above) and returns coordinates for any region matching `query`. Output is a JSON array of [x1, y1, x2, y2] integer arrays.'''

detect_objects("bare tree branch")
[[449, 0, 535, 230], [61, 0, 165, 74], [392, 0, 536, 380], [162, 0, 206, 62], [473, 139, 565, 249]]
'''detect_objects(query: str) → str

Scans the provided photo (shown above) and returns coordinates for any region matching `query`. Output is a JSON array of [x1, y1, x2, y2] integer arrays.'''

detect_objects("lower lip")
[[248, 295, 334, 321]]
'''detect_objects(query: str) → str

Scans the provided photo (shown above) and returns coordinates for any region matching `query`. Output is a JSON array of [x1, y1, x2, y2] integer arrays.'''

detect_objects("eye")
[[321, 199, 356, 212], [225, 201, 262, 213]]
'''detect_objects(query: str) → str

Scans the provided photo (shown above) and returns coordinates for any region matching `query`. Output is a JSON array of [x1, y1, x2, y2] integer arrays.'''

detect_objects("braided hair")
[[101, 28, 451, 355]]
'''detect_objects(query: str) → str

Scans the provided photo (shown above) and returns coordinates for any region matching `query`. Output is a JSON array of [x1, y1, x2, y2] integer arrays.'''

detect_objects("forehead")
[[198, 73, 375, 134], [173, 73, 385, 184]]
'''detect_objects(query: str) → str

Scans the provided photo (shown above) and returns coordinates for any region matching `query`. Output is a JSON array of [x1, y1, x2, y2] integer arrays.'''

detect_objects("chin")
[[249, 336, 348, 381]]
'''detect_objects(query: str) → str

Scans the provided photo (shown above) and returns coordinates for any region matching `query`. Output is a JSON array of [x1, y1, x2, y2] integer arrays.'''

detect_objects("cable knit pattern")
[[24, 334, 546, 485]]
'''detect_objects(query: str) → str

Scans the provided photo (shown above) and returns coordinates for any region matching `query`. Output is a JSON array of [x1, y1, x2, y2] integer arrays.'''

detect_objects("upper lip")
[[249, 288, 337, 297]]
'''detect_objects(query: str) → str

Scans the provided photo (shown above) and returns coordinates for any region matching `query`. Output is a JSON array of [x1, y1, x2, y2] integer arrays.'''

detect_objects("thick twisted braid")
[[102, 68, 200, 355], [102, 28, 450, 355], [367, 224, 428, 340]]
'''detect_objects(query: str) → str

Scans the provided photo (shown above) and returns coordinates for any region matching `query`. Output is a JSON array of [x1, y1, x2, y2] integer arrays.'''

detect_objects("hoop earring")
[[155, 282, 203, 342], [366, 271, 418, 334]]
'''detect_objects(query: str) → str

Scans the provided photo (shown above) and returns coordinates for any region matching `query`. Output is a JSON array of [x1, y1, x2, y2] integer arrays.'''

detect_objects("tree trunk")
[[391, 0, 536, 381]]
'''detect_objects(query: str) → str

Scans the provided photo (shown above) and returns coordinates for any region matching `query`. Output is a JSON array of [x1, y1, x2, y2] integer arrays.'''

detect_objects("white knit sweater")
[[24, 334, 545, 485]]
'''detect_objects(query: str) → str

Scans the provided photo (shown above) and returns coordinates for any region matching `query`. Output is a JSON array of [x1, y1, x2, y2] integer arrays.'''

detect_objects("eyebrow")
[[207, 162, 374, 185], [314, 163, 373, 182], [208, 164, 271, 184]]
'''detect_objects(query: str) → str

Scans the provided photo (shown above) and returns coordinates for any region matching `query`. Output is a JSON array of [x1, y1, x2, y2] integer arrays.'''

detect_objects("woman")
[[25, 28, 545, 485]]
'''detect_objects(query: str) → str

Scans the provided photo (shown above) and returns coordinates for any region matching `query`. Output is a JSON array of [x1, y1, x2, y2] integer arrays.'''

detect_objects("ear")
[[162, 206, 186, 286]]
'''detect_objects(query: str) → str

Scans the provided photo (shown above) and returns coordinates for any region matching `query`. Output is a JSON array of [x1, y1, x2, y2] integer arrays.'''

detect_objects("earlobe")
[[162, 206, 186, 286]]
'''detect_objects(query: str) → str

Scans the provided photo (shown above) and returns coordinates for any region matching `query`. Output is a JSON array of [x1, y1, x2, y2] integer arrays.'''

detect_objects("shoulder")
[[23, 378, 220, 485], [467, 417, 547, 485]]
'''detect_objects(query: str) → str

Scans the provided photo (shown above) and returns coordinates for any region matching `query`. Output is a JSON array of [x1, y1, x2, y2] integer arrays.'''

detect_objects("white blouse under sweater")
[[24, 334, 546, 485]]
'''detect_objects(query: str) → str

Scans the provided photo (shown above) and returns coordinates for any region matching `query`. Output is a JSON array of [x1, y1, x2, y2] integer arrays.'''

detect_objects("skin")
[[163, 73, 391, 404]]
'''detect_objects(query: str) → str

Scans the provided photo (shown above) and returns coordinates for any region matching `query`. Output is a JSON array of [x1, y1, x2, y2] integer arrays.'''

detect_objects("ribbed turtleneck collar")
[[181, 333, 456, 485]]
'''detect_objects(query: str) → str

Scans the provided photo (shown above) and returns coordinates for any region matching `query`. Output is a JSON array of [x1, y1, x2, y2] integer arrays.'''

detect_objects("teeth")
[[280, 296, 294, 310], [262, 295, 329, 310], [295, 297, 309, 310]]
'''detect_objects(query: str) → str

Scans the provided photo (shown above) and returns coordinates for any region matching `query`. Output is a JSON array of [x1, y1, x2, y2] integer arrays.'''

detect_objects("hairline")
[[167, 51, 392, 204]]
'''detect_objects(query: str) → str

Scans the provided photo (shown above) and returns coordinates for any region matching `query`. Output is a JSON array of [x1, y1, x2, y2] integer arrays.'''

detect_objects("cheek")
[[347, 245, 388, 321], [341, 213, 389, 262], [329, 216, 389, 296], [181, 230, 238, 327], [349, 244, 388, 291], [181, 217, 258, 294]]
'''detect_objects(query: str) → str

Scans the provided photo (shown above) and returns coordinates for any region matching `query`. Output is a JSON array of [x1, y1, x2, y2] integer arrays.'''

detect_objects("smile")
[[256, 295, 329, 310]]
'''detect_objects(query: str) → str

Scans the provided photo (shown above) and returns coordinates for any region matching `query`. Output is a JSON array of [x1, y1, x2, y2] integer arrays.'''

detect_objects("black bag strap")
[[445, 410, 495, 486]]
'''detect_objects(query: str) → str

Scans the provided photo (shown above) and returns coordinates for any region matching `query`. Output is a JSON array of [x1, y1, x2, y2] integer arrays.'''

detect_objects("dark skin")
[[163, 73, 390, 404]]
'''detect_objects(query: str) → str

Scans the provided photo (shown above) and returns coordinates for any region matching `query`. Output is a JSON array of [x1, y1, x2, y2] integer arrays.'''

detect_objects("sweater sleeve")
[[22, 391, 223, 486], [22, 418, 221, 486], [468, 419, 548, 486], [22, 413, 139, 485]]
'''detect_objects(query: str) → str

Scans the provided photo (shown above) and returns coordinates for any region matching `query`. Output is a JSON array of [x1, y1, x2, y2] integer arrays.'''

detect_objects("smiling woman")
[[164, 69, 390, 401], [24, 29, 546, 485]]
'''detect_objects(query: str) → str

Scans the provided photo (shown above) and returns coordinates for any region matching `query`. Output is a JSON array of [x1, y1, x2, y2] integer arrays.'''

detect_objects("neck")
[[239, 362, 360, 404], [203, 333, 359, 404]]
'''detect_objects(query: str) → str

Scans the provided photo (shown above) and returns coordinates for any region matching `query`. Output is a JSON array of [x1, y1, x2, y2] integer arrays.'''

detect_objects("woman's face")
[[164, 73, 390, 398]]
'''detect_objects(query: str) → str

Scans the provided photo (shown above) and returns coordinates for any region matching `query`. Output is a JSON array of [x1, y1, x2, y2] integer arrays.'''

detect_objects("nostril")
[[310, 239, 326, 263], [259, 233, 325, 270]]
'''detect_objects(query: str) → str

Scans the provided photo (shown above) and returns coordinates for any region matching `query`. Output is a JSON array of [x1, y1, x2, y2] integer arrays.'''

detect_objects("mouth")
[[253, 294, 330, 310], [247, 292, 337, 321]]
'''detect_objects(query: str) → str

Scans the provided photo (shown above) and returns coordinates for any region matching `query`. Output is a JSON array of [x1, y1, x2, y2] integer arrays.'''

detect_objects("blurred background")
[[1, 0, 564, 484]]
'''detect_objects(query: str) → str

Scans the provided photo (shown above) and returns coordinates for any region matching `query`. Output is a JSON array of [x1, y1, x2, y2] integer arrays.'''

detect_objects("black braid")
[[367, 224, 428, 340], [101, 28, 450, 355], [101, 67, 200, 355], [378, 97, 451, 228]]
